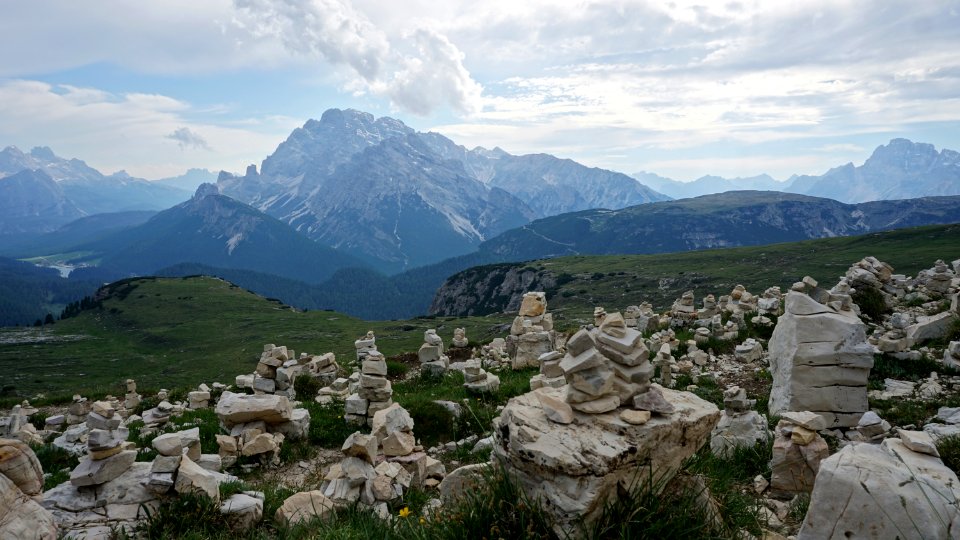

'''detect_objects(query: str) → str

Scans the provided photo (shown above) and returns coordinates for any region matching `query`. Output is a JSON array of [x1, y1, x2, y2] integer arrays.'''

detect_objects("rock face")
[[768, 290, 874, 428], [798, 439, 960, 539], [0, 440, 57, 540], [492, 386, 720, 535]]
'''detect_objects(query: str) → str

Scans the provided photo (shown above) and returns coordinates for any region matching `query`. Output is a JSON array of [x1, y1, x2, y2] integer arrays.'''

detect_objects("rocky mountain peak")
[[193, 183, 220, 200], [29, 146, 57, 160], [864, 138, 940, 172]]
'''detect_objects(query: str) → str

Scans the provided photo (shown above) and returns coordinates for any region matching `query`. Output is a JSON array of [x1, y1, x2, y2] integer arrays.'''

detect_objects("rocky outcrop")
[[0, 440, 57, 540], [430, 264, 558, 317], [492, 386, 719, 535], [768, 289, 874, 428]]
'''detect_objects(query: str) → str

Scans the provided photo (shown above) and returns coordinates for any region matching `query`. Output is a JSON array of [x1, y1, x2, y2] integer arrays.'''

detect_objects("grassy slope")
[[0, 276, 509, 398], [524, 223, 960, 323]]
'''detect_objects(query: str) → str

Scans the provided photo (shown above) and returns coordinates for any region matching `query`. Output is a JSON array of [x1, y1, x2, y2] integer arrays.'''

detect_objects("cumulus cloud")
[[231, 0, 483, 116], [167, 127, 211, 150]]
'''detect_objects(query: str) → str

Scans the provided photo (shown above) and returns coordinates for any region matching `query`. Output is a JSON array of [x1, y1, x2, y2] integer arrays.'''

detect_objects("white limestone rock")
[[274, 491, 335, 526], [798, 439, 960, 539], [768, 291, 874, 428], [710, 410, 771, 458], [0, 473, 58, 540], [215, 392, 292, 426]]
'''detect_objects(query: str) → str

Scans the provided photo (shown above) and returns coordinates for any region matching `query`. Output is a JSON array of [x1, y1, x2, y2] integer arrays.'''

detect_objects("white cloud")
[[0, 80, 297, 178]]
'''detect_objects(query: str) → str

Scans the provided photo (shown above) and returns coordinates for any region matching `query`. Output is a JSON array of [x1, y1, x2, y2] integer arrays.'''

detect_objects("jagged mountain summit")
[[636, 172, 786, 199], [0, 146, 192, 233], [787, 138, 960, 203], [218, 108, 669, 272]]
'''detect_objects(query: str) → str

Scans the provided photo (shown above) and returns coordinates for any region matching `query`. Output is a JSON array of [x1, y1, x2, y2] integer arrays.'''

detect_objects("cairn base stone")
[[492, 386, 719, 535]]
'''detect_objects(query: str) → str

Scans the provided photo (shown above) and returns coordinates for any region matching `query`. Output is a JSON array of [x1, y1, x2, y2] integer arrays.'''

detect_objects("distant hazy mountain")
[[154, 168, 217, 192], [219, 108, 668, 272], [0, 169, 84, 234], [0, 210, 156, 256], [786, 139, 960, 203], [0, 146, 191, 220], [67, 184, 367, 284], [636, 172, 786, 199], [475, 191, 960, 261]]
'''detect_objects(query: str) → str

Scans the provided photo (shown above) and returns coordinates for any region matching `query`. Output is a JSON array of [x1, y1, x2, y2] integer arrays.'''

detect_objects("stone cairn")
[[317, 404, 445, 517], [709, 386, 770, 458], [69, 400, 136, 488], [214, 391, 310, 468], [418, 329, 449, 376], [768, 411, 829, 498], [768, 278, 874, 428], [479, 339, 510, 369], [0, 401, 43, 445], [734, 338, 764, 363], [654, 343, 676, 388], [679, 339, 711, 368], [345, 350, 392, 426], [463, 358, 500, 394], [354, 331, 378, 367], [188, 383, 211, 410], [124, 379, 141, 410], [623, 303, 658, 332], [670, 290, 697, 323], [451, 327, 468, 348], [146, 426, 238, 499], [530, 350, 565, 390], [237, 344, 339, 400], [507, 292, 557, 369]]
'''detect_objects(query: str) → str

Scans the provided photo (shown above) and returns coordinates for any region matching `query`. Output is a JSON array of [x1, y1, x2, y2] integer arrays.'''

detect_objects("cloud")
[[231, 0, 483, 116], [167, 127, 211, 150], [0, 80, 297, 178]]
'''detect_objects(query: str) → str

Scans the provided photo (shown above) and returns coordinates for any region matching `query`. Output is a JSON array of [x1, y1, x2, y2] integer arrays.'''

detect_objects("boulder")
[[175, 455, 222, 503], [275, 491, 335, 526], [492, 386, 719, 535], [220, 492, 263, 531], [710, 411, 771, 458], [906, 312, 958, 347], [0, 438, 45, 496], [438, 462, 491, 504], [798, 440, 960, 539], [0, 473, 58, 540], [215, 392, 292, 426], [70, 450, 136, 487]]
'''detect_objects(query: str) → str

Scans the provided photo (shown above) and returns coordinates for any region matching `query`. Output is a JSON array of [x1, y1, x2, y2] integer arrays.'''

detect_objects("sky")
[[0, 0, 958, 182]]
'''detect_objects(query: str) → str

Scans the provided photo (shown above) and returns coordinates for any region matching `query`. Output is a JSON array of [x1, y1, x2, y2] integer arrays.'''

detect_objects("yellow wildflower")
[[399, 507, 411, 518]]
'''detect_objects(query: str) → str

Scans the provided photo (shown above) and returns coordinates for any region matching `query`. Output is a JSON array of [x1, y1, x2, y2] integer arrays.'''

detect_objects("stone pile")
[[214, 391, 309, 466], [768, 280, 874, 428], [123, 379, 141, 410], [847, 410, 891, 443], [418, 329, 449, 376], [69, 400, 136, 488], [799, 432, 960, 539], [146, 427, 237, 499], [507, 292, 557, 369], [530, 350, 566, 390], [757, 287, 782, 315], [0, 438, 58, 538], [723, 284, 758, 315], [318, 404, 444, 516], [66, 395, 91, 425], [451, 327, 468, 348], [188, 383, 212, 410], [140, 397, 175, 427], [623, 303, 658, 332], [768, 412, 830, 497], [679, 340, 711, 368], [670, 290, 697, 321], [478, 340, 510, 368], [345, 350, 392, 426], [876, 310, 912, 352], [237, 344, 339, 400], [0, 403, 42, 445], [734, 338, 764, 363], [917, 258, 956, 295], [462, 359, 500, 394], [698, 294, 718, 319], [354, 331, 378, 366], [654, 343, 676, 388], [710, 386, 770, 458], [315, 377, 352, 404]]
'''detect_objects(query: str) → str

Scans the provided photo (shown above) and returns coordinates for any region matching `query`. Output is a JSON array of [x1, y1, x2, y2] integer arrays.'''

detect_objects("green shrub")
[[937, 434, 960, 475], [852, 286, 890, 322], [293, 374, 322, 400], [302, 400, 357, 448], [29, 411, 49, 431], [30, 443, 79, 491], [387, 360, 410, 379]]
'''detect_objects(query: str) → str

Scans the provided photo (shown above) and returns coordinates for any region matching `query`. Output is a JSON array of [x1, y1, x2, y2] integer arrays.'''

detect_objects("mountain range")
[[218, 108, 668, 271], [0, 146, 192, 234], [634, 138, 960, 203]]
